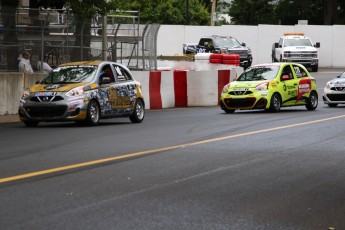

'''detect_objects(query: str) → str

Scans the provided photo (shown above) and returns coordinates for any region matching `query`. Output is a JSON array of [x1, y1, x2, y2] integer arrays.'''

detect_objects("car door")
[[280, 65, 298, 106], [108, 64, 137, 114]]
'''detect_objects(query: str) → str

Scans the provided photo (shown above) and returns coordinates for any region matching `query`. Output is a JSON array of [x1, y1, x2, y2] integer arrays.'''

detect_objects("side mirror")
[[336, 75, 340, 78], [281, 75, 291, 81], [315, 42, 320, 48], [242, 42, 246, 47], [100, 76, 111, 84], [274, 42, 279, 48]]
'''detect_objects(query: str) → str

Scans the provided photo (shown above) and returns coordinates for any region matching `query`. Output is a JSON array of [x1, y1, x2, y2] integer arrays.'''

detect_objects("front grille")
[[25, 105, 67, 117], [326, 94, 345, 101], [330, 87, 345, 91], [227, 50, 247, 58], [224, 98, 256, 108], [229, 91, 253, 96], [30, 96, 64, 102]]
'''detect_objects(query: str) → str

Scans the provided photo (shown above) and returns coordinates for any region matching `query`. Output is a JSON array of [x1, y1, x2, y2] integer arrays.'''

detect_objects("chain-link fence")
[[0, 7, 159, 72]]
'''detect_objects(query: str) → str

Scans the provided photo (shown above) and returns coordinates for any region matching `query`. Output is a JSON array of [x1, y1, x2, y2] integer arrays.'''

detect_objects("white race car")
[[323, 71, 345, 107]]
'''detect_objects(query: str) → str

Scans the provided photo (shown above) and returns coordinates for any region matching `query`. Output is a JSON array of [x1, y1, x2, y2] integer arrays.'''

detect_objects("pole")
[[211, 0, 216, 26], [102, 15, 107, 61]]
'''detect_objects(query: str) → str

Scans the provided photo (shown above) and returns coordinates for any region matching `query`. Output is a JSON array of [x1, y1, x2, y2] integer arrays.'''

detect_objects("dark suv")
[[196, 35, 252, 68]]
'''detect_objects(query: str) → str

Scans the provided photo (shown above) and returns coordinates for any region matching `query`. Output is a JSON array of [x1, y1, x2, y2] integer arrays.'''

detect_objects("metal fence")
[[0, 7, 160, 72]]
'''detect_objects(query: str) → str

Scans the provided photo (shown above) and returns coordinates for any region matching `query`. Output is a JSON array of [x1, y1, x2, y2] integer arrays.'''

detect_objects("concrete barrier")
[[0, 67, 241, 115]]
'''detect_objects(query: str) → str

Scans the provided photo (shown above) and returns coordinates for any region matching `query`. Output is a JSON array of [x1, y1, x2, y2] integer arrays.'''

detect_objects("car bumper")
[[18, 93, 88, 122], [282, 58, 318, 66], [323, 88, 345, 104], [220, 90, 269, 110]]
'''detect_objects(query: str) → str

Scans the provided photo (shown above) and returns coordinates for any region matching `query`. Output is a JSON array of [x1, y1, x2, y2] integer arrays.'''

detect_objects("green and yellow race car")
[[220, 63, 318, 113]]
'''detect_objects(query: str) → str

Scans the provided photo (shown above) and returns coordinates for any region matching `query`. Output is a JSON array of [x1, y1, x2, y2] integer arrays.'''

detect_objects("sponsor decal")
[[296, 78, 311, 102], [34, 92, 57, 96], [44, 85, 62, 90]]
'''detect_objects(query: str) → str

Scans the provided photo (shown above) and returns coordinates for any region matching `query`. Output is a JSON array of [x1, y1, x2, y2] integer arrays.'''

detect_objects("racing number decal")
[[296, 78, 311, 102]]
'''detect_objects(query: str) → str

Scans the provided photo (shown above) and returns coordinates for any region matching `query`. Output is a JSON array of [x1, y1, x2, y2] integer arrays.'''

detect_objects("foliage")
[[110, 0, 210, 25], [227, 0, 345, 25]]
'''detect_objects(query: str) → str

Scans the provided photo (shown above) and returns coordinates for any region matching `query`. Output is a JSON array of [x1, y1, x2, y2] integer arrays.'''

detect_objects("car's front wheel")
[[85, 100, 100, 126], [129, 99, 145, 123], [23, 120, 39, 127], [268, 93, 281, 112], [306, 91, 318, 110]]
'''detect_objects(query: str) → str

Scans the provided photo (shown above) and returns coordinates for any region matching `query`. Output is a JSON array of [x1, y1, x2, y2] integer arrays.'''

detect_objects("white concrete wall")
[[157, 24, 345, 68]]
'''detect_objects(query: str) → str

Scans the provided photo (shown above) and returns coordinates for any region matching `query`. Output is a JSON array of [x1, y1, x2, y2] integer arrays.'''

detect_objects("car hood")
[[30, 82, 89, 92], [329, 78, 345, 85], [230, 80, 269, 88]]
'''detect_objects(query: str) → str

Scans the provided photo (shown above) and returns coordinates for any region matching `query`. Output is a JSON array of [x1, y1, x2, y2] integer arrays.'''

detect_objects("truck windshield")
[[237, 66, 280, 81], [41, 66, 97, 84], [214, 37, 241, 47], [284, 38, 313, 47]]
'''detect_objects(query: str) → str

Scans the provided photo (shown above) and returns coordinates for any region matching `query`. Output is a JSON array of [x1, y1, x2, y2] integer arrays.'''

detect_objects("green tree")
[[112, 0, 210, 25], [228, 0, 276, 25]]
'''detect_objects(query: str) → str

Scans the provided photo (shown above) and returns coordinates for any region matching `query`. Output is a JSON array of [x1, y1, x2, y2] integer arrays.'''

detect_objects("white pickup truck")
[[272, 32, 320, 72]]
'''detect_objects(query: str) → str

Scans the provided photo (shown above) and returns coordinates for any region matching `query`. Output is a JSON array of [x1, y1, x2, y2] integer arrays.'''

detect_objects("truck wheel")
[[311, 65, 318, 72]]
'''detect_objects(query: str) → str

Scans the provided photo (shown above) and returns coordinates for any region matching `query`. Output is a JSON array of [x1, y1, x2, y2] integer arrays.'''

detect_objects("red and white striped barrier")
[[133, 68, 238, 109]]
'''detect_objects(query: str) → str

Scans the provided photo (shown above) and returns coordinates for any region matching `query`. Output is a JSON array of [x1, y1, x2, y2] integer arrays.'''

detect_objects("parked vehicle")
[[272, 32, 320, 72], [220, 62, 318, 113], [323, 71, 345, 107], [187, 35, 252, 68], [18, 61, 145, 127]]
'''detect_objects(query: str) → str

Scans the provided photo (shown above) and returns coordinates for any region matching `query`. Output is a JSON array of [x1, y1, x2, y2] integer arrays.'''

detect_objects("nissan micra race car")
[[323, 71, 345, 107], [220, 63, 318, 113], [18, 61, 145, 127]]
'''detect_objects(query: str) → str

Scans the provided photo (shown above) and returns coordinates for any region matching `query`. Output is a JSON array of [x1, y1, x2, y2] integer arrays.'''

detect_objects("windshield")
[[214, 37, 241, 47], [284, 38, 313, 47], [42, 66, 97, 84], [237, 66, 280, 81]]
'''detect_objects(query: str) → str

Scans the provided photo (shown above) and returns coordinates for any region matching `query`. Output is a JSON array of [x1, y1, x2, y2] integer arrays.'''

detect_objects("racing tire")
[[328, 103, 338, 108], [306, 91, 318, 111], [210, 54, 223, 59], [268, 93, 281, 112], [209, 58, 223, 64], [129, 99, 145, 123], [222, 108, 235, 113], [23, 120, 39, 127], [85, 100, 100, 126], [223, 54, 239, 60], [311, 65, 318, 72]]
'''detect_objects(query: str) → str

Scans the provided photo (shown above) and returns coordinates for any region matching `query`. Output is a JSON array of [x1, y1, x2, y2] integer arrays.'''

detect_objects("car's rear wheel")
[[129, 99, 145, 123], [328, 103, 338, 107], [223, 107, 235, 113], [268, 93, 281, 112], [85, 100, 100, 126], [306, 91, 318, 110], [23, 120, 39, 127]]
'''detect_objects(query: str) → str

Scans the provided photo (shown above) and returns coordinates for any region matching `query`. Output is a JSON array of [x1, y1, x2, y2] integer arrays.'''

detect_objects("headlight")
[[255, 82, 268, 91], [21, 90, 30, 99], [325, 82, 331, 89], [66, 86, 84, 97], [222, 83, 231, 93]]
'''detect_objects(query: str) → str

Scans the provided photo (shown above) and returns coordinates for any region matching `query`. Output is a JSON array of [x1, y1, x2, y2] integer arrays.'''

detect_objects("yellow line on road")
[[1, 114, 345, 184]]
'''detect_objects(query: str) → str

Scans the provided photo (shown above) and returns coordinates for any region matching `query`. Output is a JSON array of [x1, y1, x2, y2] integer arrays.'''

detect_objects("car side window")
[[99, 64, 115, 83], [112, 64, 133, 82], [293, 65, 307, 78], [281, 66, 293, 80]]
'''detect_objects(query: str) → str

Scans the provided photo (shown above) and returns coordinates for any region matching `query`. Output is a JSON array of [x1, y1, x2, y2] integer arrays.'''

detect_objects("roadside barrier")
[[0, 68, 240, 115]]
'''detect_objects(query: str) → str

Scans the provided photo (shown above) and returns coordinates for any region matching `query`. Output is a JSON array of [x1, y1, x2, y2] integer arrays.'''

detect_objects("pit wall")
[[0, 66, 239, 115], [157, 24, 345, 68]]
